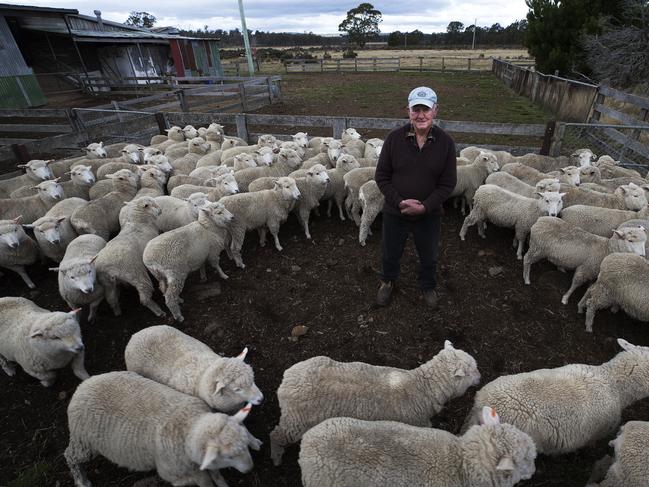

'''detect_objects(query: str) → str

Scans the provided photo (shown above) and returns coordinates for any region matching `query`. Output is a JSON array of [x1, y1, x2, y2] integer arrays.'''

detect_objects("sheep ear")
[[444, 340, 454, 350], [57, 216, 67, 223], [48, 267, 60, 272], [613, 229, 624, 238], [232, 402, 252, 423], [480, 406, 500, 426], [29, 329, 44, 338], [88, 254, 99, 263], [16, 163, 27, 168], [454, 367, 466, 377], [236, 347, 248, 360], [99, 141, 103, 147], [68, 308, 82, 316], [199, 445, 219, 471], [12, 215, 23, 224], [247, 431, 263, 451], [214, 381, 226, 395], [617, 338, 635, 351], [46, 159, 55, 165], [22, 223, 34, 229], [496, 456, 515, 471]]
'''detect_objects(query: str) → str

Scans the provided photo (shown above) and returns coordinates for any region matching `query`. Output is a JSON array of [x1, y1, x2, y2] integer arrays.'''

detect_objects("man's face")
[[408, 104, 437, 132]]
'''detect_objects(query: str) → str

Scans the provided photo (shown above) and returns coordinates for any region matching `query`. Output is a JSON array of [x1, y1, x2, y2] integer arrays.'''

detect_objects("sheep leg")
[[199, 265, 207, 282], [134, 278, 166, 317], [87, 297, 103, 323], [69, 351, 90, 381], [102, 277, 122, 317], [208, 470, 229, 487], [344, 194, 354, 219], [351, 200, 362, 226], [164, 276, 186, 323], [64, 441, 93, 487], [269, 427, 288, 466], [515, 230, 527, 260], [459, 207, 482, 241], [268, 221, 283, 251], [326, 199, 333, 218], [258, 227, 267, 247], [5, 264, 35, 289], [522, 248, 541, 285], [0, 353, 16, 376], [335, 196, 346, 221], [208, 253, 228, 280], [229, 226, 246, 269], [584, 283, 614, 333], [577, 287, 590, 314], [561, 267, 588, 305], [298, 208, 312, 239], [30, 369, 57, 387]]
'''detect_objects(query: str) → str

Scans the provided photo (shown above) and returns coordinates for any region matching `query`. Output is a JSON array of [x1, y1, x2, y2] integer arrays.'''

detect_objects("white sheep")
[[300, 138, 343, 169], [65, 371, 261, 487], [463, 339, 649, 455], [560, 182, 647, 210], [502, 162, 581, 186], [459, 185, 565, 259], [618, 218, 649, 255], [363, 137, 384, 159], [0, 159, 54, 198], [269, 339, 480, 466], [279, 140, 306, 160], [233, 148, 302, 192], [248, 164, 330, 240], [342, 166, 376, 225], [220, 134, 277, 165], [523, 217, 646, 304], [125, 325, 263, 409], [321, 153, 362, 221], [70, 169, 138, 240], [154, 193, 209, 232], [195, 139, 239, 168], [170, 173, 239, 201], [593, 155, 643, 179], [0, 179, 64, 224], [484, 172, 561, 198], [134, 166, 167, 198], [95, 196, 164, 317], [143, 201, 233, 322], [145, 153, 174, 175], [221, 177, 300, 268], [299, 407, 536, 487], [0, 297, 87, 386], [450, 151, 500, 214], [0, 216, 39, 288], [232, 152, 258, 171], [560, 204, 649, 238], [150, 126, 185, 151], [188, 165, 234, 181], [358, 179, 384, 246], [578, 253, 649, 332], [586, 421, 649, 487], [50, 234, 106, 322]]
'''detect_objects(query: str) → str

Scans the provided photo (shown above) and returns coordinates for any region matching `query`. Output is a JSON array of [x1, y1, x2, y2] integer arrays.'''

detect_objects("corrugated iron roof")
[[0, 3, 77, 14]]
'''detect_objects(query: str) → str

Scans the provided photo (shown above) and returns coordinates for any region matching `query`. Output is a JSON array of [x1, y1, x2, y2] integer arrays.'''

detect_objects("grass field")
[[254, 70, 551, 149]]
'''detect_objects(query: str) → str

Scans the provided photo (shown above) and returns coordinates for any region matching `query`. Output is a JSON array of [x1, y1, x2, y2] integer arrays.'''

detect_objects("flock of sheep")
[[1, 121, 649, 486]]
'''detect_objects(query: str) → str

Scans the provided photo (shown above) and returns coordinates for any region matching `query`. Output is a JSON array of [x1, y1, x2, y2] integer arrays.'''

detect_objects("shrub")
[[342, 48, 358, 59]]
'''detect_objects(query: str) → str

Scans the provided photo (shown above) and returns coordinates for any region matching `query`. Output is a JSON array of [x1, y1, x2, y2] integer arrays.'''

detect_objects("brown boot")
[[422, 289, 440, 309], [375, 281, 394, 306]]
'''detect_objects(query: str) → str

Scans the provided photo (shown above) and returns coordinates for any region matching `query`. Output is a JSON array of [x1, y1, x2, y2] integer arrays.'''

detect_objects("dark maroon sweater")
[[375, 123, 457, 217]]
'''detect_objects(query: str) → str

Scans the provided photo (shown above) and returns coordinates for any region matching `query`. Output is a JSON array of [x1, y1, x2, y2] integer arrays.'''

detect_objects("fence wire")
[[72, 109, 161, 148], [557, 123, 649, 175]]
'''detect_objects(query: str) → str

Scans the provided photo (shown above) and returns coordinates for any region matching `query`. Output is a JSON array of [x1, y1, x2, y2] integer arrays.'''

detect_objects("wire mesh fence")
[[553, 122, 649, 175]]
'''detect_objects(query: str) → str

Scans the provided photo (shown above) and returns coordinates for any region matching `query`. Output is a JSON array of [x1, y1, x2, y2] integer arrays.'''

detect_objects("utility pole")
[[237, 0, 255, 76], [471, 18, 477, 50]]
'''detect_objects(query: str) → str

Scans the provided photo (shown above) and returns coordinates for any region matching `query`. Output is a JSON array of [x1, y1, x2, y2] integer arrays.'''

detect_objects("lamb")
[[50, 234, 106, 321], [143, 202, 233, 321], [71, 169, 138, 240], [560, 182, 648, 210], [560, 204, 649, 237], [462, 339, 649, 455], [220, 177, 300, 268], [150, 126, 185, 151], [578, 253, 649, 332], [95, 196, 164, 318], [48, 142, 108, 178], [279, 140, 306, 160], [0, 297, 87, 386], [341, 127, 362, 143], [459, 185, 566, 259], [594, 155, 643, 179], [300, 138, 344, 169], [0, 217, 39, 288], [170, 173, 239, 201], [233, 148, 302, 192], [145, 154, 174, 175], [88, 167, 140, 201], [363, 137, 384, 159], [232, 152, 258, 171], [188, 165, 234, 181], [64, 371, 261, 487], [11, 169, 94, 202], [0, 159, 54, 198], [0, 180, 65, 224], [341, 137, 365, 160], [618, 218, 649, 255], [460, 146, 516, 166], [248, 164, 330, 239], [220, 134, 277, 165], [586, 421, 649, 487], [154, 193, 210, 232], [450, 151, 500, 214], [358, 179, 384, 246], [165, 136, 210, 165], [502, 162, 581, 186], [195, 139, 239, 167], [125, 325, 263, 409], [322, 153, 362, 221], [134, 166, 167, 198], [269, 339, 480, 466], [299, 407, 536, 487], [343, 166, 376, 225], [523, 217, 646, 304], [484, 172, 561, 198]]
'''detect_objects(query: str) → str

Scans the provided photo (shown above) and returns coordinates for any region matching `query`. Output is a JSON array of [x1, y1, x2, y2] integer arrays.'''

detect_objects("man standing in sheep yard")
[[374, 86, 457, 309]]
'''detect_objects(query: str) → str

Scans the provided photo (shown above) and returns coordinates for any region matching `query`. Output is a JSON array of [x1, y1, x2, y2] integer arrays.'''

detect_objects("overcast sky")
[[5, 1, 530, 34]]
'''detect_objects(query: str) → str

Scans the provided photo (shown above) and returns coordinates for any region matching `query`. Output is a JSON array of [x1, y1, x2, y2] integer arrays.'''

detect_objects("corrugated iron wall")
[[0, 15, 32, 76], [0, 74, 47, 108]]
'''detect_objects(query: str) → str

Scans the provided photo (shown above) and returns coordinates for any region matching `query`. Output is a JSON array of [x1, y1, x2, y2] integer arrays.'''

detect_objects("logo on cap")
[[417, 91, 427, 97]]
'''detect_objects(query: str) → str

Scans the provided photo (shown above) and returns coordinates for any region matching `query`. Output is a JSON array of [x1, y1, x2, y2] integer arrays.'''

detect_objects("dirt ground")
[[2, 72, 649, 486]]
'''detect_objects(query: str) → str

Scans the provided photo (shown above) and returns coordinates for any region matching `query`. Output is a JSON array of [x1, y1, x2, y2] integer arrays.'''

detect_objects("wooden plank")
[[599, 85, 649, 111], [601, 127, 649, 159], [0, 137, 36, 145], [118, 91, 179, 106], [0, 124, 71, 133], [594, 104, 649, 127], [0, 109, 70, 118]]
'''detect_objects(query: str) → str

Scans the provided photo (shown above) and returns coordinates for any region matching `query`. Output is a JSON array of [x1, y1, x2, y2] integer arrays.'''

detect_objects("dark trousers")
[[379, 211, 441, 290]]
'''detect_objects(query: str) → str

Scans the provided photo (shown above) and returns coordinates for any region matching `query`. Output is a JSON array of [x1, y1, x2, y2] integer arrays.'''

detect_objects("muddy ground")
[[2, 204, 649, 487]]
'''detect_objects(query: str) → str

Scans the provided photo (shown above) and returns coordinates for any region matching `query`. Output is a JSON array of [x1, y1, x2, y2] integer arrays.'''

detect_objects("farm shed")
[[0, 3, 223, 106]]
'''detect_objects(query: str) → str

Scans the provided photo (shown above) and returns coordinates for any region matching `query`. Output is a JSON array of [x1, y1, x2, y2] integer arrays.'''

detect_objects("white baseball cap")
[[408, 86, 437, 109]]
